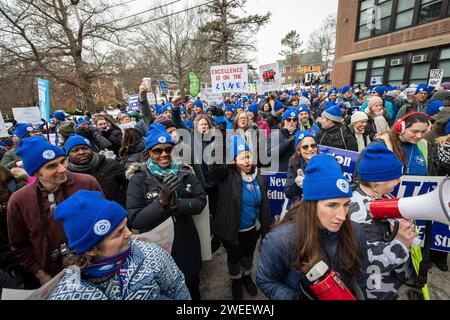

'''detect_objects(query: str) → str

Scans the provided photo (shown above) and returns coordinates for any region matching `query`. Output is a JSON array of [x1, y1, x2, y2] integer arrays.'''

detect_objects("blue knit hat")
[[14, 123, 37, 139], [225, 104, 235, 113], [247, 103, 259, 117], [53, 111, 66, 121], [54, 190, 128, 254], [322, 105, 343, 122], [192, 99, 204, 109], [297, 104, 310, 114], [180, 107, 187, 114], [357, 143, 403, 182], [425, 100, 445, 116], [282, 108, 298, 121], [303, 154, 352, 200], [229, 135, 250, 160], [415, 83, 429, 95], [214, 116, 227, 126], [64, 134, 92, 155], [161, 103, 172, 113], [184, 120, 193, 129], [145, 123, 174, 150], [327, 89, 338, 97], [446, 118, 450, 135], [295, 130, 316, 146], [373, 86, 386, 97], [16, 136, 66, 176], [341, 85, 352, 94], [273, 100, 285, 112]]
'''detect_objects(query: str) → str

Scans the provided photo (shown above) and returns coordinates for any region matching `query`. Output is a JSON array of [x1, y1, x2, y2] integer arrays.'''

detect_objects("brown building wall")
[[333, 0, 450, 87]]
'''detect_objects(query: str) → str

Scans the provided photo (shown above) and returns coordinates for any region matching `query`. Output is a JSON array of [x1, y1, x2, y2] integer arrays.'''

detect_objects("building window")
[[395, 0, 415, 29], [419, 0, 443, 24], [438, 47, 450, 77], [309, 65, 314, 71], [353, 61, 369, 84]]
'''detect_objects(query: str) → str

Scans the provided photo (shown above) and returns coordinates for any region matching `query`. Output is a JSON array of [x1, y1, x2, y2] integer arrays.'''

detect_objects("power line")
[[109, 0, 140, 9], [125, 0, 215, 28], [111, 0, 183, 23]]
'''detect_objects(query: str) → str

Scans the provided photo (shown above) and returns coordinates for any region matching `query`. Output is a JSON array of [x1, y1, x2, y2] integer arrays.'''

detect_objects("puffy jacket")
[[0, 148, 20, 169], [209, 165, 271, 246], [284, 158, 307, 201], [361, 100, 394, 121], [256, 221, 369, 300], [270, 128, 297, 172], [316, 124, 358, 151]]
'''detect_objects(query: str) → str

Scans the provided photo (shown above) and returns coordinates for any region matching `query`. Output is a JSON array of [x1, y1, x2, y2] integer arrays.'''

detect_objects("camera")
[[51, 243, 69, 265]]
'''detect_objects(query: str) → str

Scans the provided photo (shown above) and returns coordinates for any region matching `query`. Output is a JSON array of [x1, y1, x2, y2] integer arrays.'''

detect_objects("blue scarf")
[[146, 158, 179, 180], [83, 246, 131, 279]]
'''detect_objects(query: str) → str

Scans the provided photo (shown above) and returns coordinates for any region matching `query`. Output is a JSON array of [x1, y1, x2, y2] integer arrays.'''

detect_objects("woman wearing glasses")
[[270, 109, 299, 172], [285, 131, 319, 202], [126, 124, 207, 300]]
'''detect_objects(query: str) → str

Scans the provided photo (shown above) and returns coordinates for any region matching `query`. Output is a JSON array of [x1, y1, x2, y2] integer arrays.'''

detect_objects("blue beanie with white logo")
[[341, 85, 352, 94], [295, 130, 316, 146], [16, 136, 66, 176], [273, 100, 285, 112], [297, 104, 310, 114], [53, 111, 66, 121], [225, 104, 235, 113], [247, 103, 259, 117], [322, 105, 343, 122], [415, 83, 429, 95], [327, 89, 338, 97], [282, 108, 299, 121], [303, 154, 352, 201], [64, 134, 92, 155], [14, 123, 37, 139], [229, 135, 250, 160], [54, 190, 128, 254], [145, 123, 174, 150], [357, 142, 403, 182], [192, 99, 204, 109], [425, 100, 445, 116]]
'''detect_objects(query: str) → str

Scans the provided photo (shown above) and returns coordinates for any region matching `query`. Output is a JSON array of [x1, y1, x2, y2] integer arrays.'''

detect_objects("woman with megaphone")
[[349, 142, 417, 300], [256, 154, 369, 300]]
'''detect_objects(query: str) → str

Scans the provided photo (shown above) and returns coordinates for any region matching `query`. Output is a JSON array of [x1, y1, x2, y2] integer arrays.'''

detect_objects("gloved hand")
[[159, 174, 181, 207], [295, 169, 304, 188]]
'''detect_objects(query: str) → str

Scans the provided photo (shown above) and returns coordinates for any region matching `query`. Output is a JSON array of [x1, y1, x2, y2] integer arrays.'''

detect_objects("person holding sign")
[[256, 154, 369, 300], [350, 143, 416, 299], [126, 124, 206, 300], [48, 190, 190, 300], [285, 131, 319, 202]]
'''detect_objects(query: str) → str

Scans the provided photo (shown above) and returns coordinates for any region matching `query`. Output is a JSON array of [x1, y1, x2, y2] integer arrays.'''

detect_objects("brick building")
[[333, 0, 450, 88]]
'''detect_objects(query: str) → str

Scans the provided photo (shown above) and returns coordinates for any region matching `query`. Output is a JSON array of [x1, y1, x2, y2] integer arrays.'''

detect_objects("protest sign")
[[12, 107, 42, 125], [0, 111, 9, 138], [392, 175, 449, 253], [259, 63, 282, 93], [38, 78, 51, 123], [428, 69, 444, 88], [318, 145, 359, 182], [211, 64, 249, 94], [159, 80, 169, 95], [132, 218, 174, 253], [128, 94, 139, 111]]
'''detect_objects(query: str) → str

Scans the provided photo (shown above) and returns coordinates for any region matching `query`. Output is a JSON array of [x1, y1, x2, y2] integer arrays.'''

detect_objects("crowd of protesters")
[[0, 79, 449, 301]]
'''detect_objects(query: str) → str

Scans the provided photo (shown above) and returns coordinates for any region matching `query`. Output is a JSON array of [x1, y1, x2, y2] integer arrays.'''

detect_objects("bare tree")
[[307, 13, 337, 70], [198, 0, 271, 64], [279, 30, 303, 80], [0, 0, 141, 113]]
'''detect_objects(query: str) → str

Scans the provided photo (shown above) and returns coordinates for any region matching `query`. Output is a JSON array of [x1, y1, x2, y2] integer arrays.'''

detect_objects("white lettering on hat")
[[42, 150, 56, 160], [336, 179, 350, 193], [298, 133, 305, 140], [158, 136, 166, 143], [84, 138, 91, 145], [26, 127, 33, 132], [290, 112, 295, 117], [238, 144, 245, 151], [93, 219, 111, 236]]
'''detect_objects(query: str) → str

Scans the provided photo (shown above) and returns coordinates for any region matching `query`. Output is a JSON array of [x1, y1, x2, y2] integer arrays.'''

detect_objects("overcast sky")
[[128, 0, 339, 65]]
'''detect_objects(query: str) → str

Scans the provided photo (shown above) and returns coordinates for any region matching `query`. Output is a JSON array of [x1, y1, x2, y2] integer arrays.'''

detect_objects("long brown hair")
[[119, 128, 142, 159], [386, 113, 429, 164], [193, 114, 215, 132], [275, 200, 362, 278]]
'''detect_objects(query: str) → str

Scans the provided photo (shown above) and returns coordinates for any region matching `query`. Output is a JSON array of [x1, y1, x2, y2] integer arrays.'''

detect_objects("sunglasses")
[[150, 146, 173, 156], [300, 143, 318, 151], [285, 118, 298, 123]]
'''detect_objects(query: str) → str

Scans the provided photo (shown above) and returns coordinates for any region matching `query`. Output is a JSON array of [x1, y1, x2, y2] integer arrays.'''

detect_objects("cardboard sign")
[[12, 107, 42, 125], [428, 69, 444, 88], [259, 63, 282, 93], [211, 64, 249, 94]]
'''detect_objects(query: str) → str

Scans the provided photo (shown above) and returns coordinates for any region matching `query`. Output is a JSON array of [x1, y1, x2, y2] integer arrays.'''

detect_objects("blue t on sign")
[[159, 80, 168, 95]]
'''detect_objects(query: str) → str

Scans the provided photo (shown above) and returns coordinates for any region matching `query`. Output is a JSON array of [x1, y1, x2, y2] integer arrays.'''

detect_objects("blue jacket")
[[256, 221, 369, 300], [360, 100, 394, 121]]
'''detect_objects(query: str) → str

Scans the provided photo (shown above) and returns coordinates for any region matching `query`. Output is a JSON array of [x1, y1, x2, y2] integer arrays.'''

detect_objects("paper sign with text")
[[211, 64, 249, 94]]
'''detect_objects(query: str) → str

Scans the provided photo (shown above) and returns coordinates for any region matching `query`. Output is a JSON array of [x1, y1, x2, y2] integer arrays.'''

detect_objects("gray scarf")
[[68, 152, 101, 173]]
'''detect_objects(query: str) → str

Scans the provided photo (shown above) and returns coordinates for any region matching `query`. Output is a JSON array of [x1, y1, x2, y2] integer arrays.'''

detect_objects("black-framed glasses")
[[151, 146, 173, 156], [285, 118, 298, 123], [300, 143, 318, 151]]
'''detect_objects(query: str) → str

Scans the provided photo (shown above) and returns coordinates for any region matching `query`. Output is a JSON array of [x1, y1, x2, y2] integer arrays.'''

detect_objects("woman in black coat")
[[126, 124, 207, 300], [209, 135, 271, 300], [95, 115, 123, 156], [270, 109, 299, 172]]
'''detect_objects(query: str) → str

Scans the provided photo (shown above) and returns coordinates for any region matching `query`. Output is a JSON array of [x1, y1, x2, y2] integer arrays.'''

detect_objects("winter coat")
[[395, 99, 428, 121], [316, 124, 358, 152], [255, 114, 270, 136], [208, 165, 271, 246], [349, 187, 412, 300], [284, 158, 307, 201], [270, 128, 297, 172], [234, 123, 271, 168], [102, 127, 123, 156], [121, 138, 145, 170], [48, 240, 191, 300], [256, 221, 369, 300], [126, 162, 207, 286], [68, 155, 127, 207], [0, 148, 20, 169]]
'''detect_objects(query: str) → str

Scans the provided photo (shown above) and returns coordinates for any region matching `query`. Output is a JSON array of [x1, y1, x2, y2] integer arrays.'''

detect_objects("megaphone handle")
[[383, 220, 399, 242]]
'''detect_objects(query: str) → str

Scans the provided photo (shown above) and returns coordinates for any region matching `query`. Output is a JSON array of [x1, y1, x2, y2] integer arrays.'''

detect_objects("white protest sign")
[[192, 199, 212, 261], [428, 69, 444, 88], [259, 63, 282, 93], [200, 88, 221, 103], [0, 111, 9, 138], [132, 218, 174, 253], [211, 64, 249, 94], [12, 107, 42, 125]]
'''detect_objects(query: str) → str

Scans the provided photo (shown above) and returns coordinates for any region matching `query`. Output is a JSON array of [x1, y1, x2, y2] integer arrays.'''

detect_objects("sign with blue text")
[[318, 145, 360, 182], [159, 80, 169, 95], [128, 94, 140, 111], [37, 78, 51, 123]]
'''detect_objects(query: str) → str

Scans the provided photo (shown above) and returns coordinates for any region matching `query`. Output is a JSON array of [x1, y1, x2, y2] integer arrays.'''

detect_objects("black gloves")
[[159, 174, 181, 208]]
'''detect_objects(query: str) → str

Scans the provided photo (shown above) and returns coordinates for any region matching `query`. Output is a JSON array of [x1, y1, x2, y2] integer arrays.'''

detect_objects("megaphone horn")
[[369, 178, 450, 225]]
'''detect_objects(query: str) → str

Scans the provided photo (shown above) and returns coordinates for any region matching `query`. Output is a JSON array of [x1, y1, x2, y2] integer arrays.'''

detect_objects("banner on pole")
[[37, 78, 50, 123]]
